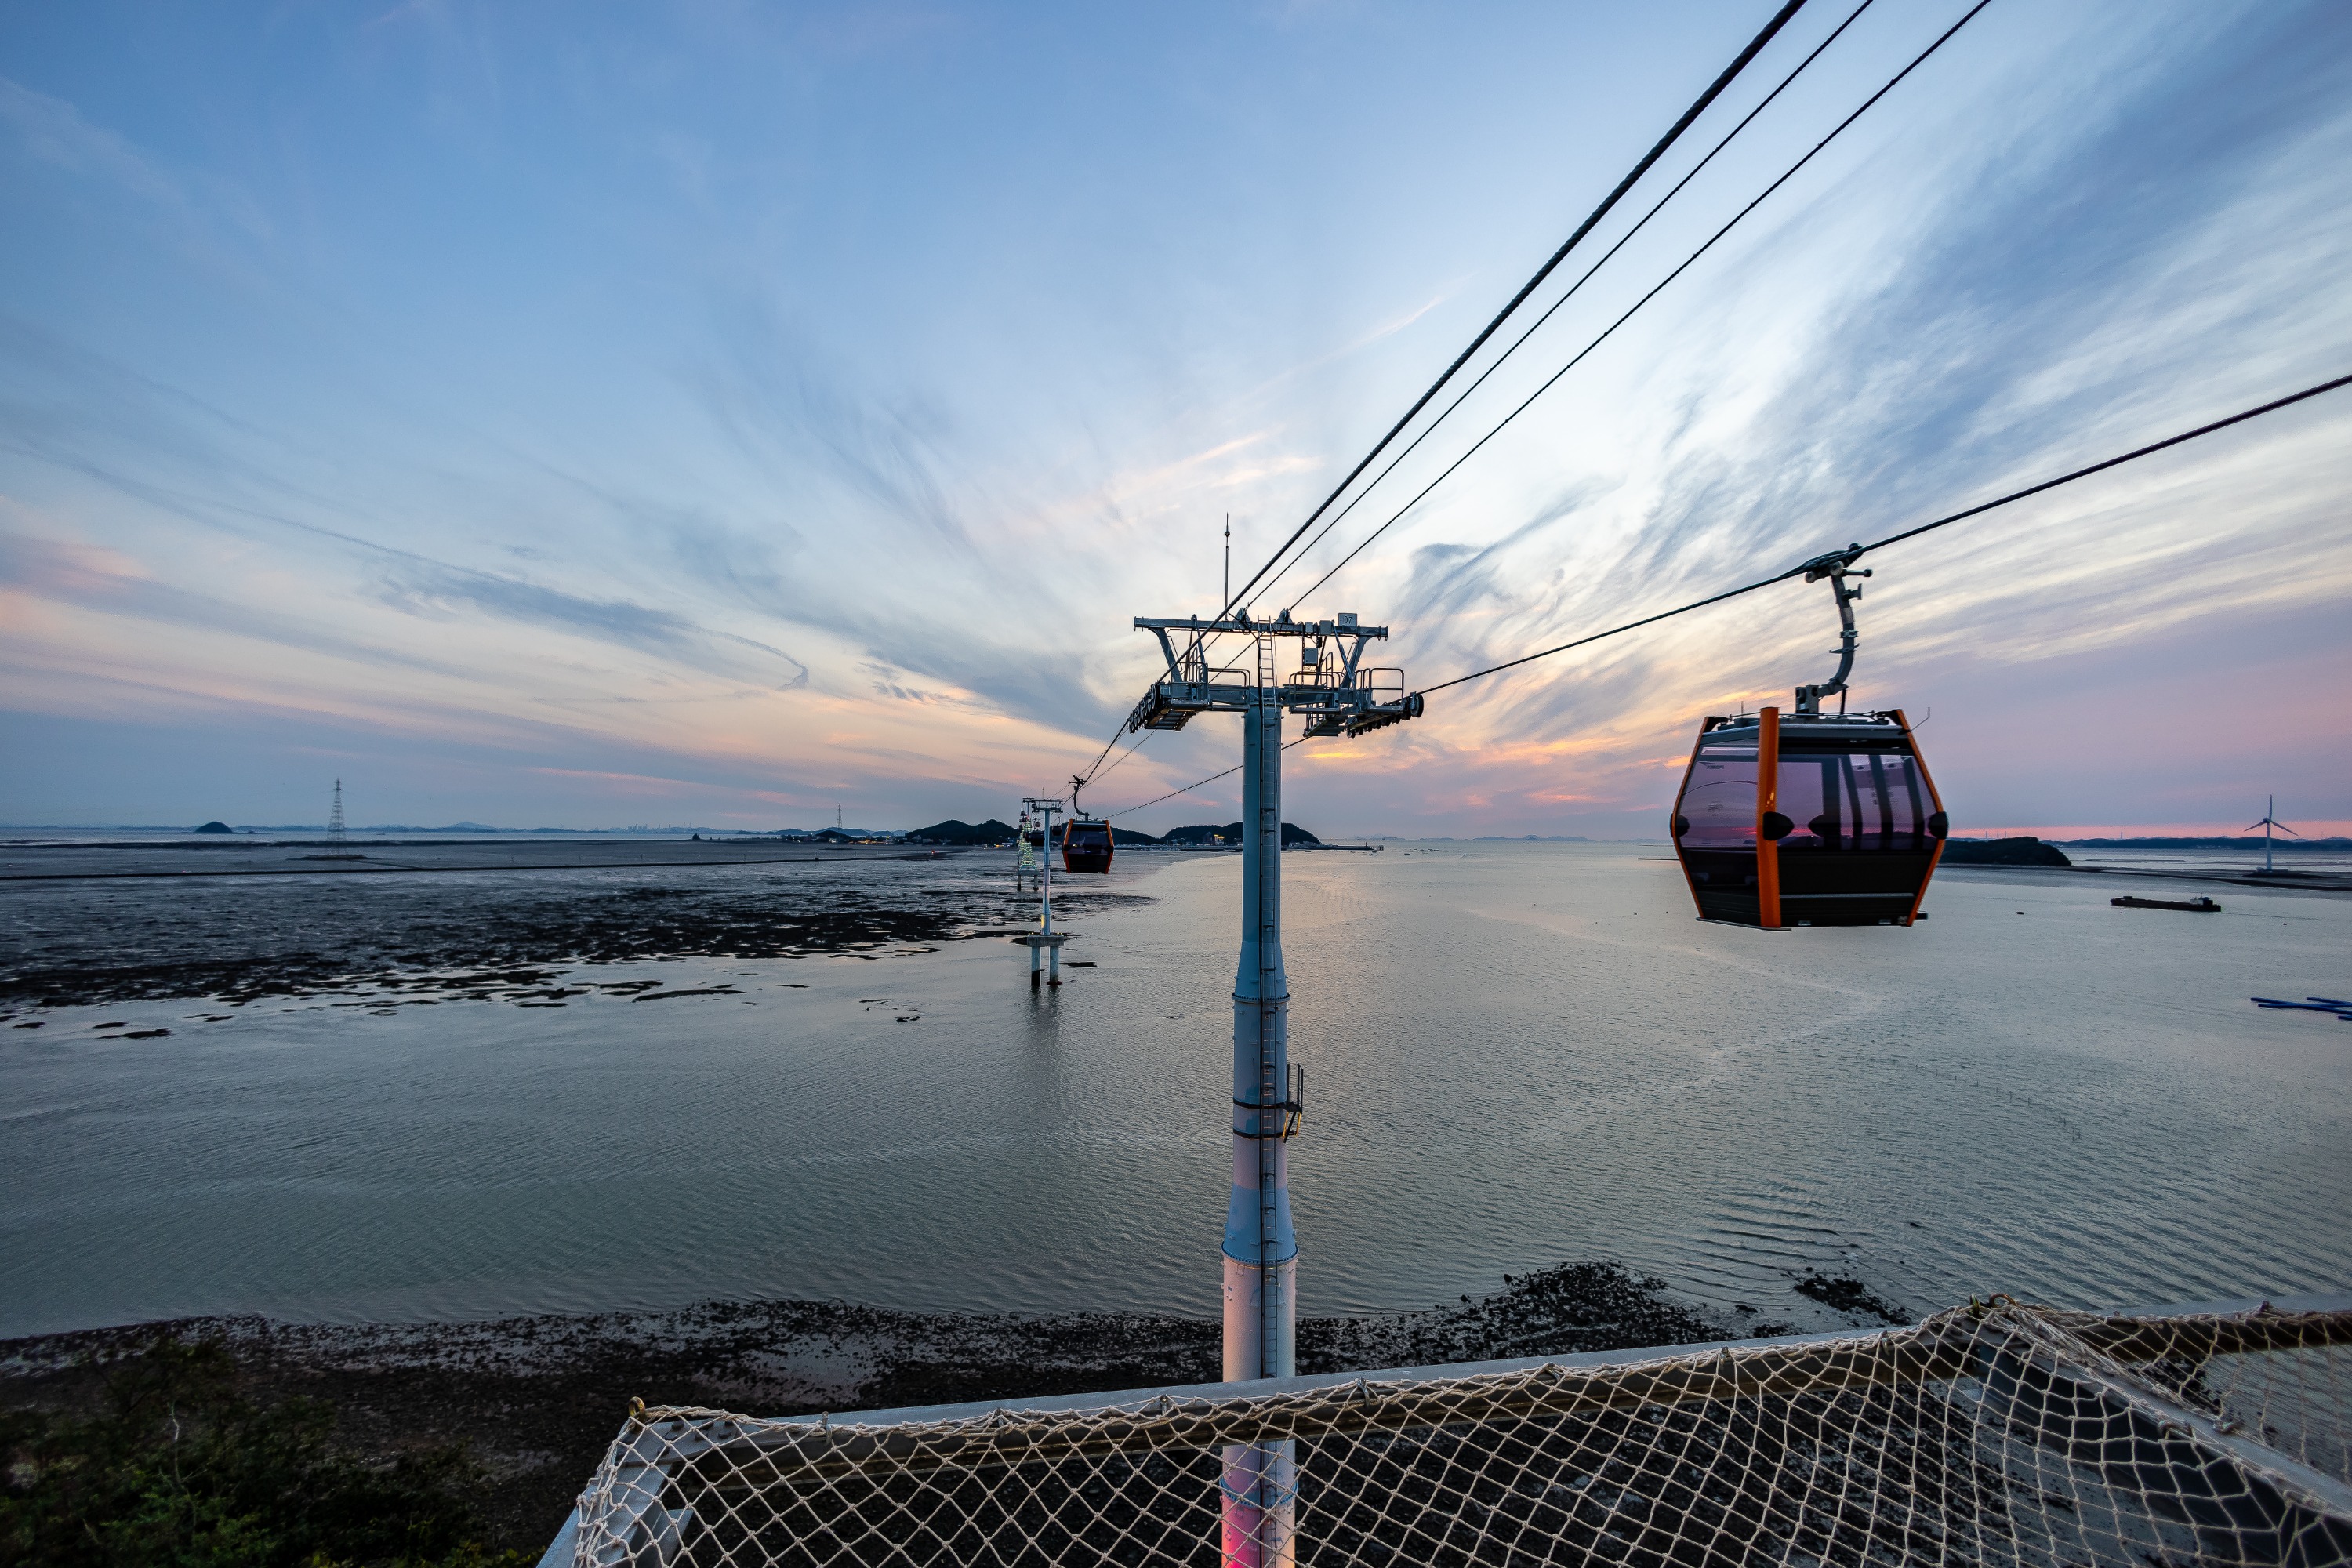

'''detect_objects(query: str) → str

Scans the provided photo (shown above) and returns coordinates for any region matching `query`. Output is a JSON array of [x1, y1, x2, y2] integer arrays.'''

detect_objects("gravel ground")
[[0, 1262, 1764, 1553]]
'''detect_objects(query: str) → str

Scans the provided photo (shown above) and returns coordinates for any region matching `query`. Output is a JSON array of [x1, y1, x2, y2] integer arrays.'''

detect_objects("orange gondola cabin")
[[1671, 708, 1946, 927], [1670, 545, 1949, 929], [1062, 817, 1114, 874]]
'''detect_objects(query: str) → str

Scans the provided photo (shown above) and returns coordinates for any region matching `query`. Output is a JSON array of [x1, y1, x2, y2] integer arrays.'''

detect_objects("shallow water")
[[2, 843, 2345, 1338]]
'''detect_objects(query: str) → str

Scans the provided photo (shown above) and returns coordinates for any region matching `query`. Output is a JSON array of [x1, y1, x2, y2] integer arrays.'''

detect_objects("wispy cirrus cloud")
[[1, 0, 2345, 833], [370, 560, 810, 688], [0, 77, 179, 205]]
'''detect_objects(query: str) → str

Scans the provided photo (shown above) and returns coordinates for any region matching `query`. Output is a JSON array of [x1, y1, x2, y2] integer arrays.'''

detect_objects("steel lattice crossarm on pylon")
[[1125, 610, 1424, 739]]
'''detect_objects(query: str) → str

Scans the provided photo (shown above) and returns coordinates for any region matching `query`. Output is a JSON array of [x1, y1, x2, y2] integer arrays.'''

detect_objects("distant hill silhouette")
[[906, 818, 1018, 846], [1163, 822, 1320, 847], [2052, 835, 2350, 850], [193, 821, 234, 834], [1939, 836, 2071, 866]]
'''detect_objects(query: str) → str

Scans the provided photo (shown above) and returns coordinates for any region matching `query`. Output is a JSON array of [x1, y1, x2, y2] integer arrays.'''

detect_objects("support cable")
[[1076, 2, 1813, 789], [1215, 0, 1816, 624], [1090, 727, 1156, 787], [1413, 371, 2352, 699], [1287, 0, 1994, 612], [1074, 720, 1132, 789], [1103, 737, 1318, 821], [1252, 0, 1882, 612]]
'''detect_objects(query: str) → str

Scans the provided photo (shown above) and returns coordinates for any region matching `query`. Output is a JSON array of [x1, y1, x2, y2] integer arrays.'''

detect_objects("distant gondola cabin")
[[1062, 818, 1113, 874]]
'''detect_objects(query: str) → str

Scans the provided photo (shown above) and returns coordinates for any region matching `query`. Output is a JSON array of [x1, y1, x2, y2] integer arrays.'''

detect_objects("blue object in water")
[[2250, 996, 2352, 1020]]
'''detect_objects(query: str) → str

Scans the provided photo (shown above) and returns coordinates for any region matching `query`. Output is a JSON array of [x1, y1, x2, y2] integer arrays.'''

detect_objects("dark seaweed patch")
[[1793, 1272, 1911, 1324], [1, 870, 1154, 1009]]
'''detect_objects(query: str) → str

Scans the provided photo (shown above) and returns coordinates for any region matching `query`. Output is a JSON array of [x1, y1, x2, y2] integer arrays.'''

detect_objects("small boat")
[[2111, 895, 2219, 912]]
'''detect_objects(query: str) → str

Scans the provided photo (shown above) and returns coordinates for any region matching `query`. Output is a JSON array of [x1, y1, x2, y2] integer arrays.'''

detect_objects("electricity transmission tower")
[[328, 779, 347, 845]]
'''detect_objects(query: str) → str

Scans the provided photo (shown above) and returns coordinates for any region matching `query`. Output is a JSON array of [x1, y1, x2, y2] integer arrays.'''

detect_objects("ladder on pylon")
[[1254, 632, 1282, 1366]]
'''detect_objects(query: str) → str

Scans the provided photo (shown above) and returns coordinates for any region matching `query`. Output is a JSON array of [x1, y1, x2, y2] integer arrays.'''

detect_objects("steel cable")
[[1076, 1, 1817, 789], [1214, 0, 1817, 626], [1413, 371, 2352, 700], [1102, 736, 1318, 821], [1287, 0, 1995, 612], [1091, 370, 2350, 822], [1250, 0, 1883, 614]]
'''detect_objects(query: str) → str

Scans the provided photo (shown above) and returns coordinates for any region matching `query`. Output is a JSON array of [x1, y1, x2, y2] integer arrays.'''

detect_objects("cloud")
[[370, 561, 810, 688], [2, 1, 2345, 832], [0, 77, 273, 252], [0, 78, 179, 206], [0, 528, 150, 595], [1368, 1, 2352, 725]]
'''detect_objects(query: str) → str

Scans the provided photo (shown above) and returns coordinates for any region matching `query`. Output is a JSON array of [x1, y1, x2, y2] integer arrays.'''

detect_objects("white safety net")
[[565, 1298, 2351, 1567]]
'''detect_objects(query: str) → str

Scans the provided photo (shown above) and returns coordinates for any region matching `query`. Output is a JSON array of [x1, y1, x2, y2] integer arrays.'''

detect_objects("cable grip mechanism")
[[1794, 543, 1874, 716]]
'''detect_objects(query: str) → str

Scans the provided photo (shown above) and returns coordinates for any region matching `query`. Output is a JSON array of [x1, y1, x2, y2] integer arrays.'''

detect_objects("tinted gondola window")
[[1775, 755, 1837, 850], [1681, 743, 1757, 847], [1778, 750, 1928, 849]]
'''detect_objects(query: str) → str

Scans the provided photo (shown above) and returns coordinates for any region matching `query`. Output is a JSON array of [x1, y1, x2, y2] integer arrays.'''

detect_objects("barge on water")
[[2111, 894, 2220, 912]]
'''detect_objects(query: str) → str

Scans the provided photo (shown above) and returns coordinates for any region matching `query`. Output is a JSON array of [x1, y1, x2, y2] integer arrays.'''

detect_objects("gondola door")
[[1671, 716, 1766, 926], [1892, 709, 1946, 924], [1755, 707, 1783, 929]]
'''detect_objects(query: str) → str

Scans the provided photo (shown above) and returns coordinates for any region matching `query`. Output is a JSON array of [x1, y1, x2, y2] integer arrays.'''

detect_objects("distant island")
[[1160, 822, 1320, 848], [2049, 835, 2350, 850], [901, 819, 1019, 846], [902, 819, 1322, 848], [43, 823, 2336, 851], [1939, 836, 2072, 866]]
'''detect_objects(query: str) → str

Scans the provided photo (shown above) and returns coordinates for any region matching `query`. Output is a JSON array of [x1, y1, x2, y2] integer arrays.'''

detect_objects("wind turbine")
[[2247, 796, 2299, 873]]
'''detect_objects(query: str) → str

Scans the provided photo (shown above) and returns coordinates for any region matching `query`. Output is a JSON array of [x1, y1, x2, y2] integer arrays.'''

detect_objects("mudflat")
[[0, 843, 1140, 1010]]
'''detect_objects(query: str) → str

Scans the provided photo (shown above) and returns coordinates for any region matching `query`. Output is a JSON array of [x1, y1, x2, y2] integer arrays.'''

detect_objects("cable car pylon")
[[1127, 606, 1419, 1566], [1019, 795, 1065, 987]]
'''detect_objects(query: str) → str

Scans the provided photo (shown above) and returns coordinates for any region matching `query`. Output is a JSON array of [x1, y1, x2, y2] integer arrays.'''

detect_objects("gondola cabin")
[[1062, 818, 1114, 874], [1671, 708, 1947, 927]]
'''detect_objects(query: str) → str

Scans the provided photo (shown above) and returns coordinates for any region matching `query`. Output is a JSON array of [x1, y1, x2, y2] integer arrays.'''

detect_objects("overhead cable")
[[1103, 764, 1242, 820], [1414, 370, 2352, 699], [1082, 0, 1816, 789], [1090, 727, 1156, 786], [1253, 0, 1882, 612], [1102, 737, 1316, 821], [1214, 0, 1816, 625], [1074, 713, 1138, 790], [1288, 0, 1995, 612], [1098, 372, 2352, 816], [1080, 0, 1815, 791]]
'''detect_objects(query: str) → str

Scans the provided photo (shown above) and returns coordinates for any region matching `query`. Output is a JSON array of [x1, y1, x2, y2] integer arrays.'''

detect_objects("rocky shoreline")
[[0, 1262, 1844, 1552]]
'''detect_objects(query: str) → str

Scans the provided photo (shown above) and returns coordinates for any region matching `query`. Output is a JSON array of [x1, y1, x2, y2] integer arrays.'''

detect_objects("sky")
[[2, 0, 2347, 838]]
